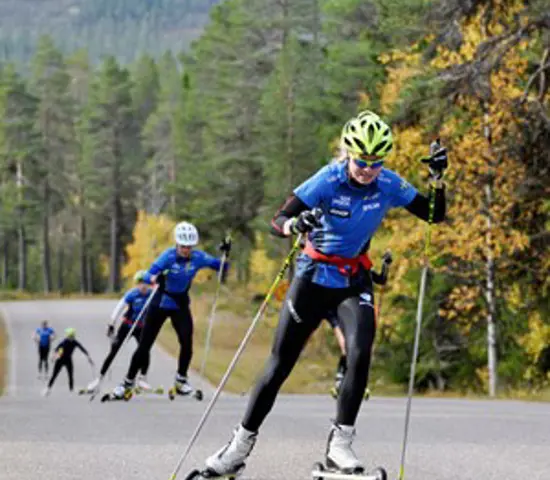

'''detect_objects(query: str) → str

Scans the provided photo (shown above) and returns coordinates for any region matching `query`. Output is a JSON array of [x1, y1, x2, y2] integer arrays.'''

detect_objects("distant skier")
[[85, 270, 153, 393], [42, 328, 94, 396], [33, 320, 56, 379]]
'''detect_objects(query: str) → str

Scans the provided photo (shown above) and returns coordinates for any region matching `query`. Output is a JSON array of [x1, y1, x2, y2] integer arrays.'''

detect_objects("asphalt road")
[[0, 300, 548, 480]]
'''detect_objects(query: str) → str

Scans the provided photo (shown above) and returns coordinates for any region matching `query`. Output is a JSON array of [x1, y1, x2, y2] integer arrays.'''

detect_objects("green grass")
[[0, 311, 7, 396]]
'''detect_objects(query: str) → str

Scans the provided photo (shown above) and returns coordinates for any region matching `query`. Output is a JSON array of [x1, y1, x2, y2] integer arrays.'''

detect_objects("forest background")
[[0, 0, 548, 398]]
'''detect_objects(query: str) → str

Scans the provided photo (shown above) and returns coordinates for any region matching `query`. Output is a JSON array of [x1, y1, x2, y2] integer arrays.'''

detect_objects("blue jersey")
[[294, 161, 417, 288], [144, 247, 225, 310], [123, 287, 152, 325], [35, 327, 55, 347]]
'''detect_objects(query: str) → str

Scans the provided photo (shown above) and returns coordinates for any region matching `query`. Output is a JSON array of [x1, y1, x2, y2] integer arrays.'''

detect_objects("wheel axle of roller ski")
[[184, 465, 244, 480], [311, 462, 387, 480], [168, 386, 203, 401]]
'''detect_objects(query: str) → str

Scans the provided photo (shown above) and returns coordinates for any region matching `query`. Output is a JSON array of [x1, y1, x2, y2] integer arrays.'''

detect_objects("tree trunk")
[[17, 224, 26, 290], [42, 180, 52, 293], [485, 182, 498, 397], [1, 235, 8, 286], [483, 107, 498, 397], [16, 160, 26, 290], [79, 213, 88, 293], [109, 197, 120, 292], [56, 225, 64, 292], [86, 252, 93, 293]]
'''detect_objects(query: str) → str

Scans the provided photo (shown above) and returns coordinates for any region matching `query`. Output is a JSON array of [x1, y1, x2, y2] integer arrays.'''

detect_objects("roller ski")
[[312, 424, 386, 480], [79, 377, 100, 395], [168, 376, 203, 401], [101, 382, 133, 403], [133, 376, 164, 395], [185, 425, 256, 480]]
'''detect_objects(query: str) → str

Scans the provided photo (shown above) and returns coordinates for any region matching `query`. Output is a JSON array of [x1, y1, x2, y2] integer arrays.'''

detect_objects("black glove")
[[218, 236, 232, 255], [382, 251, 393, 265], [422, 141, 448, 180], [290, 208, 323, 234], [106, 324, 115, 338]]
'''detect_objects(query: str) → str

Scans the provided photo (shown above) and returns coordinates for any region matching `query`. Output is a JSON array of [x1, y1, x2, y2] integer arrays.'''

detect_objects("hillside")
[[0, 0, 221, 64]]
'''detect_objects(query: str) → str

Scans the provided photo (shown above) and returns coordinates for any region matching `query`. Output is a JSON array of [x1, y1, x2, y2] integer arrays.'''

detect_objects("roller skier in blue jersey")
[[112, 221, 231, 399], [84, 270, 153, 394], [201, 110, 447, 478], [33, 320, 56, 379]]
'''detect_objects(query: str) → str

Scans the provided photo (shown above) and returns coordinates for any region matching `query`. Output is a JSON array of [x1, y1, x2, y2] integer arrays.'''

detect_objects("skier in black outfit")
[[42, 328, 94, 396]]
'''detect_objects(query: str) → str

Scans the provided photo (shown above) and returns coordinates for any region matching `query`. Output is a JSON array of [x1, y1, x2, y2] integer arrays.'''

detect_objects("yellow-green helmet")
[[356, 109, 380, 121], [134, 270, 147, 283], [341, 113, 393, 157], [65, 327, 76, 338]]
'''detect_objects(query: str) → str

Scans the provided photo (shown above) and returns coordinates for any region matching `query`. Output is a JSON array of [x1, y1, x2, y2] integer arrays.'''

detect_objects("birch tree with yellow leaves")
[[378, 0, 549, 395]]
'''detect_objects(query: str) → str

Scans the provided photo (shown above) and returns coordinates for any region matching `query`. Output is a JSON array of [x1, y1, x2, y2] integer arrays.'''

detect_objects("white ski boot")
[[86, 377, 100, 393], [41, 386, 51, 397], [174, 375, 193, 395], [204, 424, 257, 477], [325, 423, 365, 473]]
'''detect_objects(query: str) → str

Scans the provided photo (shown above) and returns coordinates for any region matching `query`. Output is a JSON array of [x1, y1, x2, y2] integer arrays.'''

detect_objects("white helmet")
[[174, 222, 199, 247]]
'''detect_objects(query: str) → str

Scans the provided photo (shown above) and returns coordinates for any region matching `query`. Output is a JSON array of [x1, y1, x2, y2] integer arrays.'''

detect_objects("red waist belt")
[[303, 241, 372, 276]]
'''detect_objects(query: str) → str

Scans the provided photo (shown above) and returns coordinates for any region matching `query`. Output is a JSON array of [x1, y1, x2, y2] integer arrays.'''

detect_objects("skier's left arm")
[[75, 340, 93, 364], [395, 147, 448, 223], [200, 251, 230, 283]]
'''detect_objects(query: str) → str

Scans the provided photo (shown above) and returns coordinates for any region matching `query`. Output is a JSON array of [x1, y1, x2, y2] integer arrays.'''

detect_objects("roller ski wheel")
[[311, 463, 387, 480], [100, 390, 133, 403], [168, 386, 203, 401], [184, 465, 244, 480]]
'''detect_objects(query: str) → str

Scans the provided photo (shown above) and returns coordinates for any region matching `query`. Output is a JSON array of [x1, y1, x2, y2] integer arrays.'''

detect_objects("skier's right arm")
[[271, 167, 329, 237], [109, 297, 128, 334], [143, 250, 172, 286]]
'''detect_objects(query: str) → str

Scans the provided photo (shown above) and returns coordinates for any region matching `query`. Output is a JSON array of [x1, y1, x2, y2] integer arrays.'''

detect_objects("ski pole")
[[90, 284, 160, 401], [167, 233, 304, 480], [199, 234, 231, 378], [397, 140, 440, 480]]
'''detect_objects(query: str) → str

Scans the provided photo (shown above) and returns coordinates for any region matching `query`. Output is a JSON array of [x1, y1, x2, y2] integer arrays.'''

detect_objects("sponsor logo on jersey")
[[329, 207, 351, 218], [363, 202, 381, 212], [332, 195, 351, 207], [363, 192, 380, 201]]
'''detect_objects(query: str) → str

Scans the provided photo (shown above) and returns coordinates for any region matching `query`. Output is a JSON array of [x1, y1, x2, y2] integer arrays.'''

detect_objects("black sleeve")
[[371, 270, 385, 285], [75, 340, 89, 356], [404, 186, 446, 223], [270, 195, 310, 238]]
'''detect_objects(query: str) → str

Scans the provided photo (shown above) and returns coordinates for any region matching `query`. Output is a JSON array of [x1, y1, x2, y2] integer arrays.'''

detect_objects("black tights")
[[48, 358, 74, 390], [38, 346, 50, 374], [126, 305, 193, 381], [100, 323, 149, 376], [242, 275, 376, 431]]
